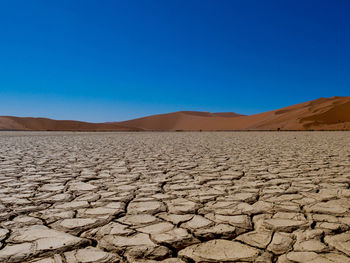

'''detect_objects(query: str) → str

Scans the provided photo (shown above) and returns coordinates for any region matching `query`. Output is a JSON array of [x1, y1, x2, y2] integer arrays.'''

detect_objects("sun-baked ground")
[[0, 131, 350, 263]]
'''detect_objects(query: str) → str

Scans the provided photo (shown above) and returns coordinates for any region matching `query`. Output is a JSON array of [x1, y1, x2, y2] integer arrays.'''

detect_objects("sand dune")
[[0, 116, 142, 131], [1, 97, 349, 131], [117, 111, 244, 131], [119, 96, 350, 131], [244, 96, 350, 130]]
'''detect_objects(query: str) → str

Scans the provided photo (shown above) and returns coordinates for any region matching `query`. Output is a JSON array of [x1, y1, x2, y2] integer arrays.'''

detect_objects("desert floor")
[[0, 131, 350, 263]]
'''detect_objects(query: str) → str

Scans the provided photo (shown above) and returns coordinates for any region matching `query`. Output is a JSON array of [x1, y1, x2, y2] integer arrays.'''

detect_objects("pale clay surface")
[[0, 131, 349, 262]]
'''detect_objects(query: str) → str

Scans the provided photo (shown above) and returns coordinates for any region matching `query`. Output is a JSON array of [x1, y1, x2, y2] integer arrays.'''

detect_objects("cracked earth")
[[0, 131, 350, 263]]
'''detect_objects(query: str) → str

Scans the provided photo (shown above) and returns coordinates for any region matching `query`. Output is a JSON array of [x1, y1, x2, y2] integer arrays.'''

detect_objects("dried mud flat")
[[0, 131, 350, 263]]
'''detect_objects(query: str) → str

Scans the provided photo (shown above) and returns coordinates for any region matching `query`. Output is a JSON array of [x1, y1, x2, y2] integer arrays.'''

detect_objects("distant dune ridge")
[[1, 96, 350, 131], [0, 116, 142, 131]]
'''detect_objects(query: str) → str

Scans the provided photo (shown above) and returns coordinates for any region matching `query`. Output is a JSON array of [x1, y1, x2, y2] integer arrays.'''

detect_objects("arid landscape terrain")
[[2, 1, 349, 262], [1, 96, 350, 131], [0, 131, 350, 262]]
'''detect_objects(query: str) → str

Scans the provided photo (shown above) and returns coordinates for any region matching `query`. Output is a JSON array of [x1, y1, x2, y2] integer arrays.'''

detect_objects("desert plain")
[[0, 131, 350, 263]]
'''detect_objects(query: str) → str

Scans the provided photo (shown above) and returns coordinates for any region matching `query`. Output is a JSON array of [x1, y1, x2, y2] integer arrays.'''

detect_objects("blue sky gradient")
[[1, 0, 349, 122]]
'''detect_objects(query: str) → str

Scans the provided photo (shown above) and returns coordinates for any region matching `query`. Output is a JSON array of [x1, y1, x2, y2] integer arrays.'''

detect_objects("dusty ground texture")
[[0, 131, 350, 263]]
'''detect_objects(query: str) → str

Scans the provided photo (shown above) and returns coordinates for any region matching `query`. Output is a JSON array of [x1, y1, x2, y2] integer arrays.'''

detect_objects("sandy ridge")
[[1, 96, 350, 131]]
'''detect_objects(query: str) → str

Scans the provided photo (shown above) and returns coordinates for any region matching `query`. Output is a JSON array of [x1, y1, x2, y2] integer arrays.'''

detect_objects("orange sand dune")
[[117, 111, 244, 131], [1, 97, 349, 131], [119, 96, 350, 131], [0, 116, 142, 131], [244, 96, 350, 130]]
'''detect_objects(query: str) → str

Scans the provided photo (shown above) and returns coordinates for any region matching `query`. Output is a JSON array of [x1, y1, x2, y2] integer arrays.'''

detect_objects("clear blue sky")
[[0, 0, 349, 122]]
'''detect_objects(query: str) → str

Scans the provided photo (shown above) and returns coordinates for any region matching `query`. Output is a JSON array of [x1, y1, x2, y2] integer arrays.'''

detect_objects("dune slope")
[[118, 111, 244, 131], [246, 96, 350, 130], [119, 97, 350, 131], [0, 116, 142, 131], [1, 97, 349, 131]]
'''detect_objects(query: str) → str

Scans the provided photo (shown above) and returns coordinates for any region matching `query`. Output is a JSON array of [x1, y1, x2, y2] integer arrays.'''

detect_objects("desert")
[[0, 131, 350, 262], [1, 96, 350, 132], [2, 1, 350, 262]]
